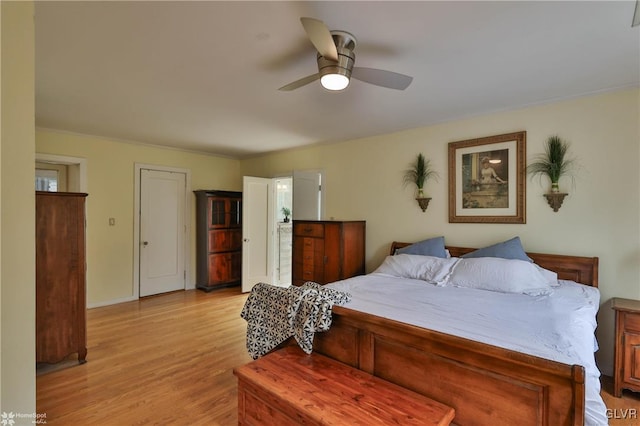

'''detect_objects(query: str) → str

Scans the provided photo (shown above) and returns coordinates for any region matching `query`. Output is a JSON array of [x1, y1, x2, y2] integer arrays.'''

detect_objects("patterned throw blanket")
[[241, 282, 351, 359]]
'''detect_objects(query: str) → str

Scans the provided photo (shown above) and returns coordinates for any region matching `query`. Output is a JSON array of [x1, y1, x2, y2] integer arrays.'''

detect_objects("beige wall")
[[241, 88, 640, 375], [36, 129, 242, 305], [1, 1, 36, 417]]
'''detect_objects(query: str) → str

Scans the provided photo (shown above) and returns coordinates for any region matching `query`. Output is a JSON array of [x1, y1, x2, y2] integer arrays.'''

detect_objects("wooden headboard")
[[390, 241, 599, 287]]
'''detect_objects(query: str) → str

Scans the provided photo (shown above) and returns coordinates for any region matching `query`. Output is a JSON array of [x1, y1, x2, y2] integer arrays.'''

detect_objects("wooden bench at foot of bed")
[[234, 346, 455, 426]]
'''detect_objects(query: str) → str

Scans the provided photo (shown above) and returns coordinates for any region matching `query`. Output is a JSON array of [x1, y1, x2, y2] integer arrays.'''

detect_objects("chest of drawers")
[[292, 220, 365, 286]]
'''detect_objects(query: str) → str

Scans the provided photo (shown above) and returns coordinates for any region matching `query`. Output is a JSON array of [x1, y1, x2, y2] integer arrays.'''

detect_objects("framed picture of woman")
[[448, 131, 526, 223]]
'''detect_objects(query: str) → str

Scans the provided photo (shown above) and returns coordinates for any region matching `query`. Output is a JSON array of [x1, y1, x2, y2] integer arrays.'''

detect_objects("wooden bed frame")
[[313, 242, 599, 426]]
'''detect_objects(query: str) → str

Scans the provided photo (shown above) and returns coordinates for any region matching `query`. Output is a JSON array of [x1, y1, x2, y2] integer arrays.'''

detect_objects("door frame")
[[133, 163, 192, 299]]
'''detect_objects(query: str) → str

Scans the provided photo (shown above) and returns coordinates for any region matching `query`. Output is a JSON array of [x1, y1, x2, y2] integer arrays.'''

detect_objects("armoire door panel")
[[623, 332, 640, 384]]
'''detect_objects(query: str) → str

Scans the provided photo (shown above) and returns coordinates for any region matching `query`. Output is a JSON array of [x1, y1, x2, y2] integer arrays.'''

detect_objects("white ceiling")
[[35, 1, 639, 159]]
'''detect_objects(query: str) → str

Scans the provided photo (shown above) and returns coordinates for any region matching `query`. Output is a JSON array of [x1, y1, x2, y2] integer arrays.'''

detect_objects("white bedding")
[[325, 272, 608, 426]]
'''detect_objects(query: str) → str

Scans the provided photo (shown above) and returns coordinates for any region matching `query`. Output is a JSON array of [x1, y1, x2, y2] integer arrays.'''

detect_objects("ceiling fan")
[[279, 17, 413, 92]]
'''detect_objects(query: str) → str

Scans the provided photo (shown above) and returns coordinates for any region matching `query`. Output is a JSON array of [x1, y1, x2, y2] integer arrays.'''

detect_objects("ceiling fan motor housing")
[[317, 47, 355, 80], [317, 31, 357, 81]]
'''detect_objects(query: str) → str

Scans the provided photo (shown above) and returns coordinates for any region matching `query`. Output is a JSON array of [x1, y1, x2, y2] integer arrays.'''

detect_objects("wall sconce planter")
[[543, 193, 568, 212], [416, 197, 431, 212], [403, 153, 439, 214], [527, 135, 578, 214]]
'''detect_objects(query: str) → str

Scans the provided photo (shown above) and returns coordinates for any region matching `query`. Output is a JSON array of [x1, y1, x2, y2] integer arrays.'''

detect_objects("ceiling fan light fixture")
[[321, 73, 350, 91]]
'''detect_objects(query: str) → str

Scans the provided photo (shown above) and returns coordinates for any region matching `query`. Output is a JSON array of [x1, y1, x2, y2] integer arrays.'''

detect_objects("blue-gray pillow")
[[461, 236, 532, 262], [396, 236, 447, 258]]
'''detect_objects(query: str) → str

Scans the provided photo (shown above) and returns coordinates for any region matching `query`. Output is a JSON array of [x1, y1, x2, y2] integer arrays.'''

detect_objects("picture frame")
[[448, 131, 526, 224]]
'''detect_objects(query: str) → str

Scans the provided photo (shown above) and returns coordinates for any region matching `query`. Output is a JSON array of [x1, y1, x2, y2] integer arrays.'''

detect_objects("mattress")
[[326, 273, 608, 426]]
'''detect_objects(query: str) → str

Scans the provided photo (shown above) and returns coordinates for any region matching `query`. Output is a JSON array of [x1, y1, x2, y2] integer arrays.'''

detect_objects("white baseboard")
[[87, 295, 138, 309], [87, 283, 197, 309]]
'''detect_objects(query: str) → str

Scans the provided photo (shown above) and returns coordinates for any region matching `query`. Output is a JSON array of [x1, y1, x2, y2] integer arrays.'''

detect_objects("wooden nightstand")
[[612, 297, 640, 397]]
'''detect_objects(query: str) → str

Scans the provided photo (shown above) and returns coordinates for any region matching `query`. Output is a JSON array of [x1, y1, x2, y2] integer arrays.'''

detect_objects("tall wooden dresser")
[[195, 190, 242, 291], [292, 220, 365, 286], [36, 191, 88, 364]]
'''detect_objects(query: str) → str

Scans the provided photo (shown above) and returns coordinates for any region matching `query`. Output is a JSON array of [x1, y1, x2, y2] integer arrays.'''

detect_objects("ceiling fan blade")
[[300, 17, 338, 62], [351, 67, 413, 90], [278, 73, 320, 91], [633, 0, 640, 27]]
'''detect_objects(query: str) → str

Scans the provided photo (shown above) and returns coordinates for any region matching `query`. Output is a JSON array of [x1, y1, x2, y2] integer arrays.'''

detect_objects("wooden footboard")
[[314, 306, 585, 426]]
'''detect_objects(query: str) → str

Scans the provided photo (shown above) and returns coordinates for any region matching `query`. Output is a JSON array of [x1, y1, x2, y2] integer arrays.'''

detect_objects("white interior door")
[[293, 170, 323, 220], [140, 169, 186, 297], [242, 176, 273, 292]]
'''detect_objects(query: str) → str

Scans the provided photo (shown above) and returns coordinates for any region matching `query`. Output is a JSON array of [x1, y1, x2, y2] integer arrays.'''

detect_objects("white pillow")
[[446, 257, 553, 295], [536, 265, 559, 287], [373, 254, 459, 285]]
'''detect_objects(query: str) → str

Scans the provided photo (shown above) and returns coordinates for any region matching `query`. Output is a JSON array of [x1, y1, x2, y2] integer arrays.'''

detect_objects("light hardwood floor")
[[37, 287, 252, 425], [37, 287, 640, 425]]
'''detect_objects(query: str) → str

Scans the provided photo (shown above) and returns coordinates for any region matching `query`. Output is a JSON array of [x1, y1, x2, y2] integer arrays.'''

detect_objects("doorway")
[[293, 170, 323, 220], [241, 171, 323, 292], [275, 177, 292, 286], [34, 153, 87, 192]]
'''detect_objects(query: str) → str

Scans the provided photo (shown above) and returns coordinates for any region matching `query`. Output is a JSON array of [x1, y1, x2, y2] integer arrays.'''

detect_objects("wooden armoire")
[[292, 220, 366, 286], [194, 190, 242, 291], [36, 191, 88, 364]]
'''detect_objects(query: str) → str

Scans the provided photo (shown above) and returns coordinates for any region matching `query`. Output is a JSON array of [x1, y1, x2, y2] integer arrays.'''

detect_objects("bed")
[[313, 242, 606, 426]]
